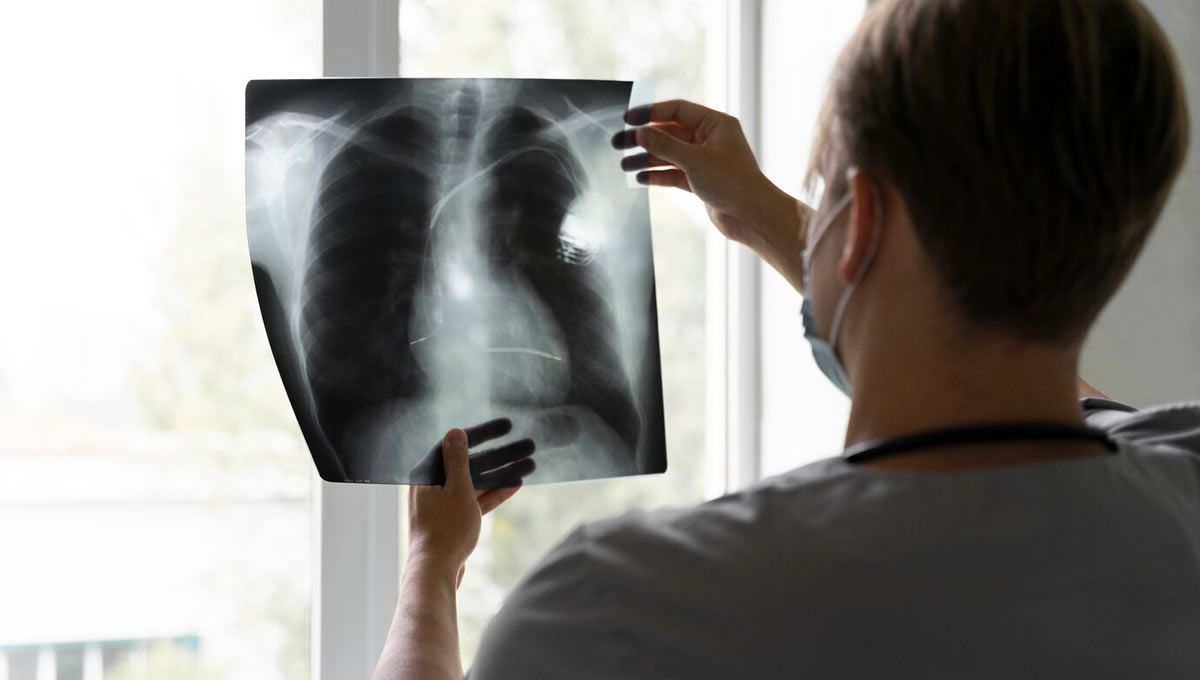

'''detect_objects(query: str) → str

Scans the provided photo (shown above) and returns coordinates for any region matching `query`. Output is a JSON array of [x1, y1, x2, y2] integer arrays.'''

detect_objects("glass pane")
[[758, 0, 865, 477], [399, 0, 725, 665], [0, 2, 319, 679]]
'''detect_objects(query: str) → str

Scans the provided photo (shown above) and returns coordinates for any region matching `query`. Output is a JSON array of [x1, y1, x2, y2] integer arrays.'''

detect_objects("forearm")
[[373, 555, 462, 680], [741, 180, 812, 295]]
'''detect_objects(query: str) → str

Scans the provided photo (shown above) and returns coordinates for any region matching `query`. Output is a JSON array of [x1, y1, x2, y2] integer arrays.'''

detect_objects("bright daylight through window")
[[0, 2, 318, 679]]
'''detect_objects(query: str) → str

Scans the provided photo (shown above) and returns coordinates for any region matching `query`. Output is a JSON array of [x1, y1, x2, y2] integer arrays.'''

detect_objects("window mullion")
[[723, 0, 765, 491], [316, 3, 402, 680]]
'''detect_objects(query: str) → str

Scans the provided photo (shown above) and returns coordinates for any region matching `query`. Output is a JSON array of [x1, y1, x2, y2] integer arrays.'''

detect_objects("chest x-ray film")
[[245, 78, 667, 485]]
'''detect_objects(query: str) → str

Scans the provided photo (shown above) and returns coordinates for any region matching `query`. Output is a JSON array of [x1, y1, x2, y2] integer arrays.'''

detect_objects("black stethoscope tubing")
[[842, 422, 1118, 464]]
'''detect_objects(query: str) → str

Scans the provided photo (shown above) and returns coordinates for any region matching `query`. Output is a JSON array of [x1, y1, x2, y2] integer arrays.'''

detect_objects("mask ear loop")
[[802, 191, 853, 271], [827, 183, 883, 348]]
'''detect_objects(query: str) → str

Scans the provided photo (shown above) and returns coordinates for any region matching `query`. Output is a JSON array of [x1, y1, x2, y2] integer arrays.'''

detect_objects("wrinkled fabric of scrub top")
[[466, 398, 1200, 679]]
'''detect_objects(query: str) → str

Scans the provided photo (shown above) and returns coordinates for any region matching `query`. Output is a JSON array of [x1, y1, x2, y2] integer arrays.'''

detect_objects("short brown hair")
[[808, 0, 1189, 343]]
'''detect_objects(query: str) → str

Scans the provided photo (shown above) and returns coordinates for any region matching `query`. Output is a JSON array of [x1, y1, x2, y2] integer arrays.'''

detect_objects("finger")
[[441, 428, 471, 490], [463, 417, 513, 447], [626, 99, 721, 129], [477, 485, 521, 515], [636, 169, 692, 192], [635, 126, 697, 168], [620, 152, 675, 172], [408, 449, 444, 486], [611, 122, 694, 150], [411, 418, 514, 486], [611, 127, 637, 150], [656, 122, 697, 142], [469, 438, 536, 477], [478, 468, 533, 491], [476, 457, 537, 489]]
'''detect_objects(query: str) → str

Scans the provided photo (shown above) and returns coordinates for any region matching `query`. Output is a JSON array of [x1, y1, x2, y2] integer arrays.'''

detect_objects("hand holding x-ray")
[[615, 98, 811, 294], [407, 417, 536, 489], [614, 100, 773, 243], [405, 425, 527, 593]]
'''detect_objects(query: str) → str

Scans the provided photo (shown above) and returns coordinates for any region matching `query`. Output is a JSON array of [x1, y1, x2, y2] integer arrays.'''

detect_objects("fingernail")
[[624, 105, 651, 125], [447, 429, 467, 447]]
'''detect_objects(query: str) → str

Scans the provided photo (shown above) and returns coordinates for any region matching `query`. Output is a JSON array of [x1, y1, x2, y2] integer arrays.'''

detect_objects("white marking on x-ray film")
[[245, 78, 667, 485]]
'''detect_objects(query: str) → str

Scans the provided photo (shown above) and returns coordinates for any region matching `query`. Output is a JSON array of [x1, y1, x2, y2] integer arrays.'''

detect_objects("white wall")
[[1080, 0, 1200, 406]]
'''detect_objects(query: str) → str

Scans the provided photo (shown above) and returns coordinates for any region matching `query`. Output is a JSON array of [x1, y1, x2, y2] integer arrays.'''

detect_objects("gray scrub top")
[[468, 398, 1200, 679]]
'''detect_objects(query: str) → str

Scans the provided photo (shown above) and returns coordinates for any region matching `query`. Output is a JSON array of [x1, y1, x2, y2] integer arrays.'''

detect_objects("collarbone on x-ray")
[[245, 78, 667, 485]]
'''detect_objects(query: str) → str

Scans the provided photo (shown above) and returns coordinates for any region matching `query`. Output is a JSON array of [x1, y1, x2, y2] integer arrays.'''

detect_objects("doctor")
[[374, 0, 1200, 677]]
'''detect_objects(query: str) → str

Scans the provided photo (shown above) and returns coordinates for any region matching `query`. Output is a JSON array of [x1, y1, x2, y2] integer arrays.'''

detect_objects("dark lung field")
[[245, 78, 666, 485]]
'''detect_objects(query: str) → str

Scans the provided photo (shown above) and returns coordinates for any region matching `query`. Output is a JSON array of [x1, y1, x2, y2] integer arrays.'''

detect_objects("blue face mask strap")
[[802, 191, 853, 271], [799, 179, 884, 398], [827, 184, 883, 349]]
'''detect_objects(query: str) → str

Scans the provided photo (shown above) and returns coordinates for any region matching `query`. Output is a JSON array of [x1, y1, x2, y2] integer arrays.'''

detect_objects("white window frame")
[[314, 3, 402, 680], [721, 0, 765, 491], [313, 1, 765, 677]]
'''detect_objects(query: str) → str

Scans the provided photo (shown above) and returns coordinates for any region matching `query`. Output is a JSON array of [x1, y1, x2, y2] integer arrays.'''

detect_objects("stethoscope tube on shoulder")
[[842, 422, 1118, 464]]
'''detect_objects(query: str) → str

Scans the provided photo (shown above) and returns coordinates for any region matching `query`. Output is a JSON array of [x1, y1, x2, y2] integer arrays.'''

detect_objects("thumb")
[[637, 126, 696, 168], [441, 428, 471, 489]]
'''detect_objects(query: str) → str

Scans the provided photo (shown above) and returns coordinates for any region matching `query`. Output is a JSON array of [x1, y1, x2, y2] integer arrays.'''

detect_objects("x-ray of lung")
[[245, 78, 667, 486]]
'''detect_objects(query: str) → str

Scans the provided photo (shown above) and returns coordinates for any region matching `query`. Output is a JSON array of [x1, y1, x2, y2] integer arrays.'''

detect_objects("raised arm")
[[373, 422, 533, 680], [613, 99, 814, 294]]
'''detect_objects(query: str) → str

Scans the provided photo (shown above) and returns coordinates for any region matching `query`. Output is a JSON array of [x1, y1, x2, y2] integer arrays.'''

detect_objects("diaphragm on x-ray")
[[245, 78, 667, 485]]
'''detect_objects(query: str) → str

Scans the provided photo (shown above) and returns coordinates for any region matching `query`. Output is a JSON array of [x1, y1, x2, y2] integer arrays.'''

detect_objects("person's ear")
[[838, 167, 881, 283]]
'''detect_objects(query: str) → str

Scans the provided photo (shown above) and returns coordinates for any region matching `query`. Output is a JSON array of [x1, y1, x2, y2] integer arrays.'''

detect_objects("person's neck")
[[844, 321, 1104, 471]]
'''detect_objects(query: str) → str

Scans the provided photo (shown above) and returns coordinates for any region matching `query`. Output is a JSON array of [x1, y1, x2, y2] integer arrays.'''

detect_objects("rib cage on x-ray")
[[246, 78, 666, 485]]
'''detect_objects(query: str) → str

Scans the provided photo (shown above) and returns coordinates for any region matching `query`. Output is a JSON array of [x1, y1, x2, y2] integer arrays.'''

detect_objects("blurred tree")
[[131, 157, 297, 434]]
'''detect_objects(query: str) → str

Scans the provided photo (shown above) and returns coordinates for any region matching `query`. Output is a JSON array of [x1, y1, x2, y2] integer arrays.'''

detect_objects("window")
[[0, 1, 319, 679], [398, 0, 729, 665]]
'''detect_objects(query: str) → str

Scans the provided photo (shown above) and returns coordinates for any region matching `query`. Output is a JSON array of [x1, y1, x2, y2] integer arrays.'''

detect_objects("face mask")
[[800, 186, 882, 397]]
